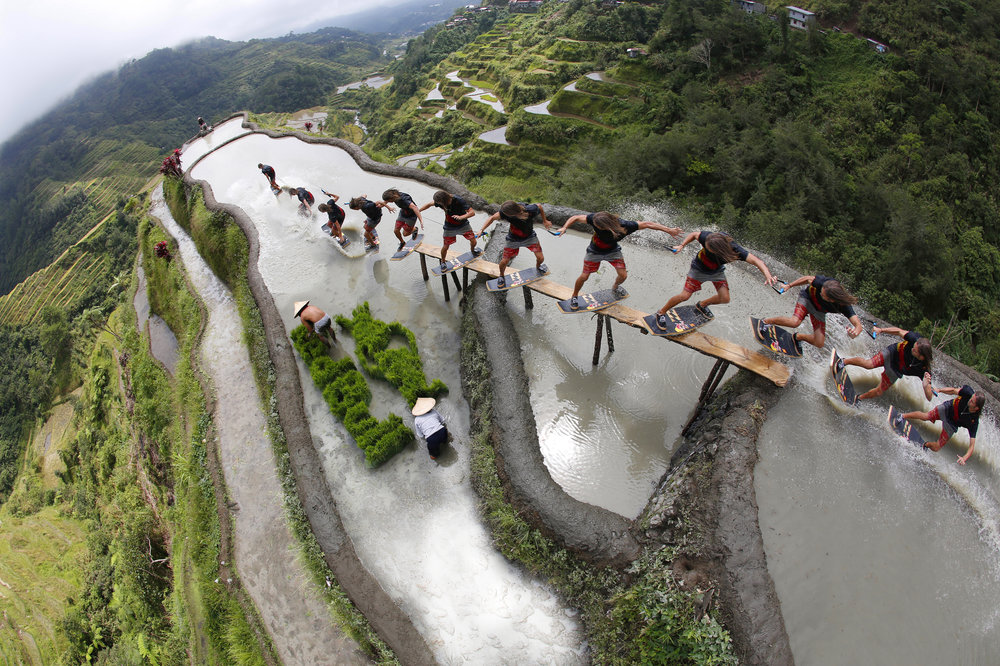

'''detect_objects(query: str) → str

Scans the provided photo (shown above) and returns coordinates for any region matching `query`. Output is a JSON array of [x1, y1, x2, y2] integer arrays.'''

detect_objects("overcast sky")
[[0, 0, 404, 143]]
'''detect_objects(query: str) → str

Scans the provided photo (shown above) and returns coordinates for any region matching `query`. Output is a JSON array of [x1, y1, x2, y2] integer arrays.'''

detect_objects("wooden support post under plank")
[[592, 314, 605, 366], [419, 254, 429, 281], [681, 359, 731, 436], [451, 271, 462, 292], [462, 266, 469, 293], [441, 273, 450, 302], [605, 314, 614, 353], [522, 286, 533, 309]]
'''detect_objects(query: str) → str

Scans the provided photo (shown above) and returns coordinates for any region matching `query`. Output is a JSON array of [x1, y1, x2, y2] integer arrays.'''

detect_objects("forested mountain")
[[0, 29, 391, 296], [353, 0, 1000, 377], [299, 0, 473, 35]]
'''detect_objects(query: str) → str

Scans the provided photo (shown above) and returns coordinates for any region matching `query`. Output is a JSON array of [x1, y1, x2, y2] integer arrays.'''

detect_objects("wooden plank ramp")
[[414, 243, 790, 387]]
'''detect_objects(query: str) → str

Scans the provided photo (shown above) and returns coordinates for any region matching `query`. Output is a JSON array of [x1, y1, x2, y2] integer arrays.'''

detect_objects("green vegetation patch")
[[0, 505, 88, 663], [545, 39, 598, 62], [335, 302, 448, 406], [291, 326, 413, 467], [547, 89, 621, 125], [441, 80, 474, 99], [574, 76, 635, 99], [455, 97, 506, 125], [506, 110, 612, 147]]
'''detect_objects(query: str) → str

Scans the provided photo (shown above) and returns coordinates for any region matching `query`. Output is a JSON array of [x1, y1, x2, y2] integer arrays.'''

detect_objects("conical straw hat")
[[412, 397, 436, 416], [293, 301, 309, 317]]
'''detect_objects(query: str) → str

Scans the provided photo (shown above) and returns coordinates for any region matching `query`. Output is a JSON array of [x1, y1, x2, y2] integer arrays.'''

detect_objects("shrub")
[[291, 324, 412, 467], [335, 302, 447, 406]]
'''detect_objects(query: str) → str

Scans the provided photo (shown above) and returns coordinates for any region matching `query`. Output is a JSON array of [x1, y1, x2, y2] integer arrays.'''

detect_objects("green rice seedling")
[[335, 302, 447, 407]]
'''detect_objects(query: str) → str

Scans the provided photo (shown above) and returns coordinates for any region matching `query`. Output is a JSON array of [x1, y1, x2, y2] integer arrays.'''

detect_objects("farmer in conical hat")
[[294, 301, 336, 345], [412, 397, 448, 459]]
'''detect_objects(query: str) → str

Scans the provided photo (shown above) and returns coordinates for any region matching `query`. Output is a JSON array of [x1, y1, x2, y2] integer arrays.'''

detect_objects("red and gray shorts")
[[869, 350, 903, 391], [443, 221, 475, 246], [683, 265, 728, 294], [582, 249, 625, 274], [394, 215, 417, 234], [927, 405, 957, 436], [502, 234, 542, 260], [792, 291, 828, 335], [364, 217, 381, 232], [926, 405, 957, 447]]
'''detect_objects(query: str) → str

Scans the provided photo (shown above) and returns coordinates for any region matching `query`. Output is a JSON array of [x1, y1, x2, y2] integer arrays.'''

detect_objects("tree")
[[689, 38, 712, 72]]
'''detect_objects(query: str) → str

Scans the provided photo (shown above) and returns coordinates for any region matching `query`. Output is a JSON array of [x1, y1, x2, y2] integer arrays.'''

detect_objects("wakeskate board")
[[431, 251, 480, 276], [486, 266, 547, 292], [642, 305, 713, 337], [391, 234, 424, 261], [830, 348, 859, 407], [327, 229, 360, 257], [556, 288, 628, 314], [887, 405, 927, 448], [750, 317, 803, 358]]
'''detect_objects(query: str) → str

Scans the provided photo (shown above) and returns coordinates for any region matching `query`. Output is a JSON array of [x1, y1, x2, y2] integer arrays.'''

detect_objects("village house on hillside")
[[786, 5, 816, 30], [734, 0, 766, 15]]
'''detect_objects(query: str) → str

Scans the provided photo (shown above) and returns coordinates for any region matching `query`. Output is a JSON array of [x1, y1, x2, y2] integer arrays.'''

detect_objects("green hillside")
[[0, 30, 392, 296], [358, 0, 1000, 376]]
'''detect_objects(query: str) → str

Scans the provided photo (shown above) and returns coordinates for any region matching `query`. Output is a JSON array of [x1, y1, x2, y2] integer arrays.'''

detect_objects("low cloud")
[[0, 0, 399, 143]]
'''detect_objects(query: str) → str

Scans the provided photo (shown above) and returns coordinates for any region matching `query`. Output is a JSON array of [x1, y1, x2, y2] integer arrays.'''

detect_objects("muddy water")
[[148, 183, 368, 665], [338, 75, 393, 94], [496, 206, 791, 518], [755, 338, 1000, 663], [188, 123, 585, 663], [478, 125, 509, 145], [286, 108, 328, 131], [180, 118, 250, 166], [445, 70, 506, 113], [133, 262, 180, 374]]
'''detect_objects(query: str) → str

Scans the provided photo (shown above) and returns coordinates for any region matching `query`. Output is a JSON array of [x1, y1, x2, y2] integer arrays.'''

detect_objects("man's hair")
[[500, 200, 523, 218], [432, 190, 452, 206], [381, 188, 400, 202], [915, 338, 933, 365], [822, 279, 858, 306], [972, 392, 986, 410], [591, 211, 625, 235], [317, 203, 330, 213], [705, 232, 738, 263], [350, 196, 366, 209]]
